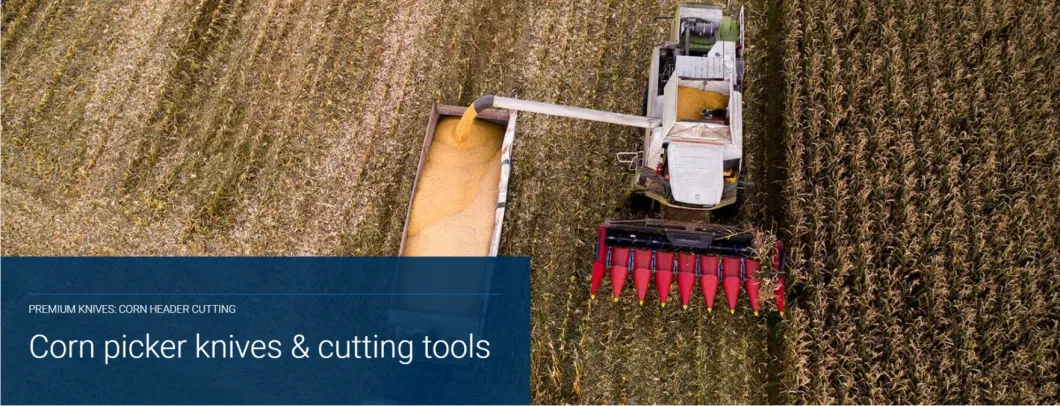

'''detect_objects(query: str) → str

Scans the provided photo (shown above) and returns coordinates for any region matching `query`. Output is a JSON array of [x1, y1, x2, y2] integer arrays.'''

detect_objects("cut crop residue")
[[403, 112, 504, 256]]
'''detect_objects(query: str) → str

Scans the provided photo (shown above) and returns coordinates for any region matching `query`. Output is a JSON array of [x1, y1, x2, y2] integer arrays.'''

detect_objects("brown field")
[[2, 0, 1057, 404]]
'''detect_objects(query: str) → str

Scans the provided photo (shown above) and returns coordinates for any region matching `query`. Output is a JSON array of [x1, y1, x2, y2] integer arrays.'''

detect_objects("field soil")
[[3, 0, 1057, 404]]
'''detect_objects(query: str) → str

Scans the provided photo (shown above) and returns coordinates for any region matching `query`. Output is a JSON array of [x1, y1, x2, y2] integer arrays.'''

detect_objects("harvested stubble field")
[[1, 0, 1057, 404]]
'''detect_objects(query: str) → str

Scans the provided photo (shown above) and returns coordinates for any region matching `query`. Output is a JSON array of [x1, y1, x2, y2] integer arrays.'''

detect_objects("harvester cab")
[[402, 4, 784, 316]]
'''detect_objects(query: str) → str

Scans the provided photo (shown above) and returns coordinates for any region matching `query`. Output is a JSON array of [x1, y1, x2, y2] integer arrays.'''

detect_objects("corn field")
[[776, 0, 1059, 403], [2, 0, 1057, 404]]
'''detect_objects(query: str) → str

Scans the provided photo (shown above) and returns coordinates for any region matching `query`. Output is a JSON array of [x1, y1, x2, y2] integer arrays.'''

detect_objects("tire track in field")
[[543, 0, 608, 400], [457, 1, 531, 101], [327, 0, 426, 255]]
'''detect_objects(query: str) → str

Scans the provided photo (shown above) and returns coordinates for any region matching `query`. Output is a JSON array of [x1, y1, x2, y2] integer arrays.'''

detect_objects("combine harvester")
[[401, 4, 784, 316]]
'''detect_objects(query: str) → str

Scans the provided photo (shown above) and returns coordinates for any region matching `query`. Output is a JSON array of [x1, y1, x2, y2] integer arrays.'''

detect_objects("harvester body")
[[640, 4, 746, 209], [470, 5, 747, 211], [403, 5, 784, 315]]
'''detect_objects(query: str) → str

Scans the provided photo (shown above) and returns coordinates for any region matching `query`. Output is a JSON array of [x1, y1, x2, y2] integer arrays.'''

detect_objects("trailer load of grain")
[[402, 114, 505, 256]]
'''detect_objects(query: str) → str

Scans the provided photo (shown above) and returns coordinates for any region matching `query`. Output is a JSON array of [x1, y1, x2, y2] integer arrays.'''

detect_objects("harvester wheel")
[[627, 191, 655, 214], [616, 189, 633, 210]]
